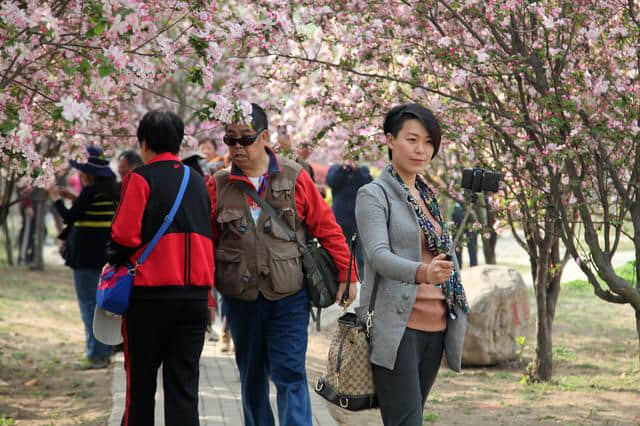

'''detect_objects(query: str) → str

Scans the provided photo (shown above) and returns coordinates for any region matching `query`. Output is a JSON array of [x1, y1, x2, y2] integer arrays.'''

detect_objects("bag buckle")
[[339, 397, 349, 408], [128, 265, 137, 276], [315, 379, 324, 392], [366, 311, 373, 335]]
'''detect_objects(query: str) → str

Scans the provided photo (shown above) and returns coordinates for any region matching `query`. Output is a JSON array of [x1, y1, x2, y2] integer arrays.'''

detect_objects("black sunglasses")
[[223, 129, 265, 147]]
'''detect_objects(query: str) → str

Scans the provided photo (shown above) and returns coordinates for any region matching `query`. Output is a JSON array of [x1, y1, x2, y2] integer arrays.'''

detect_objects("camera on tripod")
[[461, 167, 501, 193]]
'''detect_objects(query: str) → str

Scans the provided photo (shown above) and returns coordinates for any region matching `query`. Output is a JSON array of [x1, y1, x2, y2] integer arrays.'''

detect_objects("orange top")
[[406, 197, 447, 332]]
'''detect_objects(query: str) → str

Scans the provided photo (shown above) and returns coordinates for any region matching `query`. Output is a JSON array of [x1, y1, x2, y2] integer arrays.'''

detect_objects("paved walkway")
[[109, 328, 337, 426]]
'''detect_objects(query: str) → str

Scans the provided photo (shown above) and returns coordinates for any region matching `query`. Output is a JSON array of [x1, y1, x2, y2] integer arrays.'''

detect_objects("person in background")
[[208, 103, 357, 425], [117, 150, 144, 180], [295, 141, 315, 182], [326, 157, 372, 273], [355, 103, 469, 425], [180, 145, 221, 344], [106, 110, 214, 425], [17, 187, 36, 265], [451, 202, 478, 268], [199, 137, 227, 175], [48, 146, 118, 369], [181, 148, 206, 177]]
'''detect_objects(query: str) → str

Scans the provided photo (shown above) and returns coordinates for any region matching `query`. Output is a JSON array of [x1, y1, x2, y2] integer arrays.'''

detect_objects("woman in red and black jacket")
[[106, 110, 214, 426]]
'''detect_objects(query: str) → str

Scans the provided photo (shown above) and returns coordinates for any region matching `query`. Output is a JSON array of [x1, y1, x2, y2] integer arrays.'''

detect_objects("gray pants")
[[371, 328, 445, 426]]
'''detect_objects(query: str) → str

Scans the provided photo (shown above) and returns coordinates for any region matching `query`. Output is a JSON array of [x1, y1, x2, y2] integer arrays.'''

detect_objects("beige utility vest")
[[213, 158, 306, 301]]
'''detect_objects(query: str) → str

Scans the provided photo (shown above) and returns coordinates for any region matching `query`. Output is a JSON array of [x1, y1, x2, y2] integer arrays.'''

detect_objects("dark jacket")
[[326, 164, 373, 236], [107, 153, 214, 300], [54, 183, 117, 269]]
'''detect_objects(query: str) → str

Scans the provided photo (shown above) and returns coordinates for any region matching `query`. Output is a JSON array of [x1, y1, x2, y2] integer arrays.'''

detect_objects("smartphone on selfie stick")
[[446, 167, 502, 273]]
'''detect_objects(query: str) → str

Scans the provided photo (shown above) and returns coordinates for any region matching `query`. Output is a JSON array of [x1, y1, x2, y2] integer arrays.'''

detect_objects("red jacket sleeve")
[[206, 175, 219, 244], [295, 169, 358, 283], [111, 172, 150, 247]]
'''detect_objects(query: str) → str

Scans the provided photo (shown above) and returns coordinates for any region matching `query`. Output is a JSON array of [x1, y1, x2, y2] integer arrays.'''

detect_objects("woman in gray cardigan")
[[355, 103, 470, 425]]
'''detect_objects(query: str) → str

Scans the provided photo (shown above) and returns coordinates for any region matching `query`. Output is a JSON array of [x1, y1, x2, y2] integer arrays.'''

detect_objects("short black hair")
[[382, 103, 441, 160], [250, 103, 268, 132], [136, 110, 184, 154], [118, 150, 144, 167]]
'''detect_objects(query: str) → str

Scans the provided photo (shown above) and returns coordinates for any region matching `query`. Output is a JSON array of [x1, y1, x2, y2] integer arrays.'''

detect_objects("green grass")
[[562, 261, 637, 290], [0, 418, 16, 426], [424, 411, 439, 422]]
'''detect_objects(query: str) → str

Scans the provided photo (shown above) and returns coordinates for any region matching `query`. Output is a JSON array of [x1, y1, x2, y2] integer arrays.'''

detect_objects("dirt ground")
[[1, 266, 640, 425], [307, 282, 640, 425], [0, 266, 112, 425]]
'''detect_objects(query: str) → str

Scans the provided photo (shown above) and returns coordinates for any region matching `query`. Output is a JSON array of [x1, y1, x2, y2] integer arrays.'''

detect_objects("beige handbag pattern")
[[315, 312, 377, 410], [314, 235, 379, 411]]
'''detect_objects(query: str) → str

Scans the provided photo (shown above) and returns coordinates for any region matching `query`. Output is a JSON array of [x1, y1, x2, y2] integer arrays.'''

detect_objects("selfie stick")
[[448, 192, 479, 273]]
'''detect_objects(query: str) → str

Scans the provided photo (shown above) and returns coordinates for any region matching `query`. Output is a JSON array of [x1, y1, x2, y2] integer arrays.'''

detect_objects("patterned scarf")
[[387, 165, 470, 315]]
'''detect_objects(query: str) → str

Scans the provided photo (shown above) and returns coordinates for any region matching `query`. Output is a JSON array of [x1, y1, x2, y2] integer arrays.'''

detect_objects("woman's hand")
[[335, 281, 358, 307], [425, 254, 454, 284]]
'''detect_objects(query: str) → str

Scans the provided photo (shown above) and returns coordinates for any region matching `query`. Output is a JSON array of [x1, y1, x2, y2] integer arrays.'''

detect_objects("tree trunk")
[[535, 313, 553, 380], [29, 188, 47, 270], [534, 266, 554, 381], [3, 220, 14, 266], [531, 238, 563, 381], [474, 195, 498, 264], [481, 232, 497, 264], [0, 174, 16, 265], [636, 310, 640, 367]]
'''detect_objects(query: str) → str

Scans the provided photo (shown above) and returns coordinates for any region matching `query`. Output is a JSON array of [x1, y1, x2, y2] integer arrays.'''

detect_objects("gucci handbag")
[[314, 235, 379, 410], [315, 181, 391, 410]]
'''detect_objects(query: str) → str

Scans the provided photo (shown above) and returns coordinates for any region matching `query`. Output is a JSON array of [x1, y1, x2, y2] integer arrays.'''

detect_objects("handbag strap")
[[364, 182, 391, 329], [341, 234, 357, 304], [136, 165, 190, 266]]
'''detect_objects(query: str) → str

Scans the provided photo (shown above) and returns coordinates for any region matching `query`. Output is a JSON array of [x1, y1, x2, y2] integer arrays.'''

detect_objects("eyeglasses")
[[223, 129, 264, 147]]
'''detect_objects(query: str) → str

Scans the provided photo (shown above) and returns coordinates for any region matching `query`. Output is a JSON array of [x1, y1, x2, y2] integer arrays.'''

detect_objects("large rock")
[[460, 265, 532, 366]]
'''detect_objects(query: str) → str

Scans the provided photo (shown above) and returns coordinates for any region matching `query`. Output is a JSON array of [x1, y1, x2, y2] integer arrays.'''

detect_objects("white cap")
[[93, 306, 123, 345]]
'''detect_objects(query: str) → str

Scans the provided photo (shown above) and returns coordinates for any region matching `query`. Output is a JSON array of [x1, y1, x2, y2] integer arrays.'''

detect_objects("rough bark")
[[29, 188, 48, 270]]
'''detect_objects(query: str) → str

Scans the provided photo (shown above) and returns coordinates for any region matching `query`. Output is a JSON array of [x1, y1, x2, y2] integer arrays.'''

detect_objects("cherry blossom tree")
[[241, 0, 640, 381], [0, 0, 292, 264], [3, 1, 639, 378]]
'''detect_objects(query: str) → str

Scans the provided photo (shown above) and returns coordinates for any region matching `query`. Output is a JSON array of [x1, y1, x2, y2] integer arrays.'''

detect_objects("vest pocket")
[[271, 179, 293, 201], [269, 207, 297, 241], [217, 208, 247, 240], [268, 244, 303, 294], [215, 248, 249, 296]]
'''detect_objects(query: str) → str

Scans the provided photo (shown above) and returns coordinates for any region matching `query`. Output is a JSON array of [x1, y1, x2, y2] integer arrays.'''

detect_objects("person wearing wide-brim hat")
[[49, 146, 119, 369]]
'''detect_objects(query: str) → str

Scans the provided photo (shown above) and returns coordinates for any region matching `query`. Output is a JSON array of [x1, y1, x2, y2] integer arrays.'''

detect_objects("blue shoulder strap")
[[136, 165, 190, 266]]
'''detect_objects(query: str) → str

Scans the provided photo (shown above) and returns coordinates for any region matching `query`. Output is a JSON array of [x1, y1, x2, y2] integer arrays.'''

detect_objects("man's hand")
[[335, 281, 358, 307], [208, 306, 216, 324]]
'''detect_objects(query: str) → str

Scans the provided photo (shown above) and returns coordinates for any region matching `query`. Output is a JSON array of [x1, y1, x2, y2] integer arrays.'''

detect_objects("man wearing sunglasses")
[[207, 103, 357, 426]]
